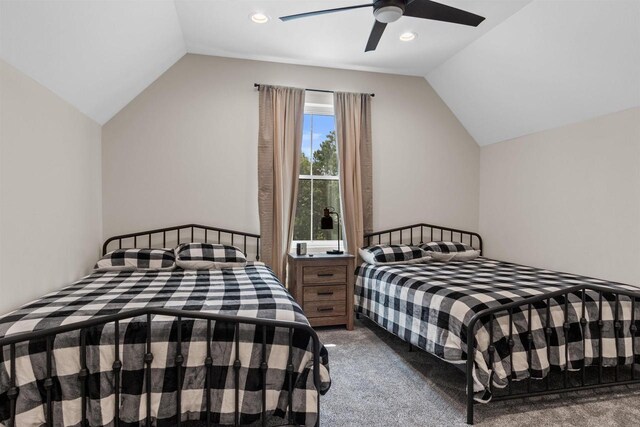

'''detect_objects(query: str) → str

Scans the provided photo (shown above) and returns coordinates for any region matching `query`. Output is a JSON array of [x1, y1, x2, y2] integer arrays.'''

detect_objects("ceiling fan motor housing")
[[373, 0, 406, 23]]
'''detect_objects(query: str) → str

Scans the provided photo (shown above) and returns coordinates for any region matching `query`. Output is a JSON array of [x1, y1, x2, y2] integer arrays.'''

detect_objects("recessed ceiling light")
[[399, 32, 417, 42], [250, 12, 269, 24]]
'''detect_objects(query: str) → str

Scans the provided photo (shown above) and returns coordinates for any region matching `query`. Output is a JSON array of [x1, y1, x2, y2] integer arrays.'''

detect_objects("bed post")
[[466, 315, 479, 425], [466, 358, 475, 424]]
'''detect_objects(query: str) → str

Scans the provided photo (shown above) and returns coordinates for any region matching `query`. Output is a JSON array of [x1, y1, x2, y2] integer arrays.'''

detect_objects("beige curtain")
[[334, 92, 373, 257], [258, 85, 305, 282]]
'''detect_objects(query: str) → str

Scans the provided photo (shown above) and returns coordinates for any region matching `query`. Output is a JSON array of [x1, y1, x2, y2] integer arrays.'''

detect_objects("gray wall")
[[0, 60, 103, 313], [102, 54, 480, 240], [479, 107, 640, 284]]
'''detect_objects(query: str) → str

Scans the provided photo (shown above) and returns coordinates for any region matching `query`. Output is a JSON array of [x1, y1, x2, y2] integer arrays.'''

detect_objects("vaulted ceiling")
[[1, 1, 639, 145], [174, 0, 530, 76], [0, 0, 186, 125], [426, 0, 640, 145]]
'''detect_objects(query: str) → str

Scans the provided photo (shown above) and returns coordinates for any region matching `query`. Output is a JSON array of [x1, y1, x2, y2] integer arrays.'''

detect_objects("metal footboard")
[[0, 308, 323, 427], [465, 284, 639, 424]]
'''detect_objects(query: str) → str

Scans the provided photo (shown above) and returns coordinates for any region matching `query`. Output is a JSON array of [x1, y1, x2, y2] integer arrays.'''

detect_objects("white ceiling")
[[175, 0, 530, 76], [427, 0, 640, 145], [0, 0, 186, 124], [1, 0, 639, 146], [0, 0, 528, 126]]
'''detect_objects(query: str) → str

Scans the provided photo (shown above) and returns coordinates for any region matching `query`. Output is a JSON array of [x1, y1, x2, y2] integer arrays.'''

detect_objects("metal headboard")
[[364, 222, 483, 255], [102, 224, 261, 260]]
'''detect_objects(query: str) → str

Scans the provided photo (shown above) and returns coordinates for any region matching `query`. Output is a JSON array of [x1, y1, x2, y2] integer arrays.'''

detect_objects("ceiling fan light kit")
[[373, 0, 405, 23], [279, 0, 486, 52], [373, 6, 403, 23]]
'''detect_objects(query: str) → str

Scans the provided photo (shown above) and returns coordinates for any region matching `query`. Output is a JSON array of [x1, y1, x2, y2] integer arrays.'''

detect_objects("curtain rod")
[[253, 83, 374, 97]]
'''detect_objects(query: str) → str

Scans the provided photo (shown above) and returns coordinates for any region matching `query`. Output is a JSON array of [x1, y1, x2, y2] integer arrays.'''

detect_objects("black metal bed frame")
[[364, 222, 483, 255], [1, 224, 324, 427], [362, 223, 640, 425], [102, 223, 261, 258]]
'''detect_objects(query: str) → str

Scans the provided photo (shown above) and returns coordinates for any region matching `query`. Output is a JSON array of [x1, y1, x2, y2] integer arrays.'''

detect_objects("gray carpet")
[[317, 318, 640, 427]]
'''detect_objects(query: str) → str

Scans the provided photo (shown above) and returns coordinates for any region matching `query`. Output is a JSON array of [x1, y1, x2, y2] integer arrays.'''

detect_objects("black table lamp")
[[320, 207, 343, 254]]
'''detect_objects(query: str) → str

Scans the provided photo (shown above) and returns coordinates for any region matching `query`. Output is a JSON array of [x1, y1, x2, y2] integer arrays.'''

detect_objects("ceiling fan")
[[279, 0, 485, 52]]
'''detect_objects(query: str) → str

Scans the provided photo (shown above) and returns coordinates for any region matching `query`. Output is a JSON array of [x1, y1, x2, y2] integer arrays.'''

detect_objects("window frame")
[[291, 98, 345, 253]]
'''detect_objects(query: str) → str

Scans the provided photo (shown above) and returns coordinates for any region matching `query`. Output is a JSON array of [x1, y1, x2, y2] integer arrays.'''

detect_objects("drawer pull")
[[317, 291, 334, 296], [317, 307, 334, 312], [317, 273, 334, 277]]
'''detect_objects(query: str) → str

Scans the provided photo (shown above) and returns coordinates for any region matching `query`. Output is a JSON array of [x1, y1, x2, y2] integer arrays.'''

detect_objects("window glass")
[[293, 112, 343, 244]]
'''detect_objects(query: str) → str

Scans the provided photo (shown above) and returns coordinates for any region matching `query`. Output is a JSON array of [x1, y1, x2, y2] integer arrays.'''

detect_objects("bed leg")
[[466, 397, 474, 425], [316, 393, 321, 427], [466, 318, 477, 425], [408, 343, 413, 352], [355, 312, 360, 319], [466, 360, 474, 424]]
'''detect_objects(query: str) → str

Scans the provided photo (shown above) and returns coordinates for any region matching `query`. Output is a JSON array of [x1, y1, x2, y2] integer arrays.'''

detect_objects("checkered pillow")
[[359, 245, 429, 265], [420, 241, 473, 253], [94, 249, 176, 272], [419, 241, 480, 262], [175, 243, 247, 270]]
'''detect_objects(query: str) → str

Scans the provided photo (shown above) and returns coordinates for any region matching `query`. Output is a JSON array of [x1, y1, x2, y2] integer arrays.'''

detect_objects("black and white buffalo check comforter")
[[0, 263, 330, 426], [355, 257, 640, 400]]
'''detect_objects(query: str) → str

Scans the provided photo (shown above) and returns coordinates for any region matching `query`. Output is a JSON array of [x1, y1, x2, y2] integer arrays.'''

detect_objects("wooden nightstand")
[[287, 253, 355, 330]]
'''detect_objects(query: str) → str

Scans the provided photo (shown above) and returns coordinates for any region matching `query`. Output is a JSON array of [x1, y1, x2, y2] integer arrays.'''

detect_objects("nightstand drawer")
[[304, 285, 346, 303], [305, 301, 346, 318], [302, 265, 347, 284]]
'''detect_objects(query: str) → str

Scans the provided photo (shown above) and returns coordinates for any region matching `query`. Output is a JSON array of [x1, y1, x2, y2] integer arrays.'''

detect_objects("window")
[[292, 96, 344, 252]]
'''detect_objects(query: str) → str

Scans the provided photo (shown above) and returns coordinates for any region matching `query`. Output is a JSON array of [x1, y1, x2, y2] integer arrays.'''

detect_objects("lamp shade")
[[320, 208, 334, 230]]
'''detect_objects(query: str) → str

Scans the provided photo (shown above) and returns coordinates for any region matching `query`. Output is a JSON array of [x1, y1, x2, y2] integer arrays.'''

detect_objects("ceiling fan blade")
[[365, 20, 387, 52], [404, 0, 485, 27], [280, 3, 373, 22]]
